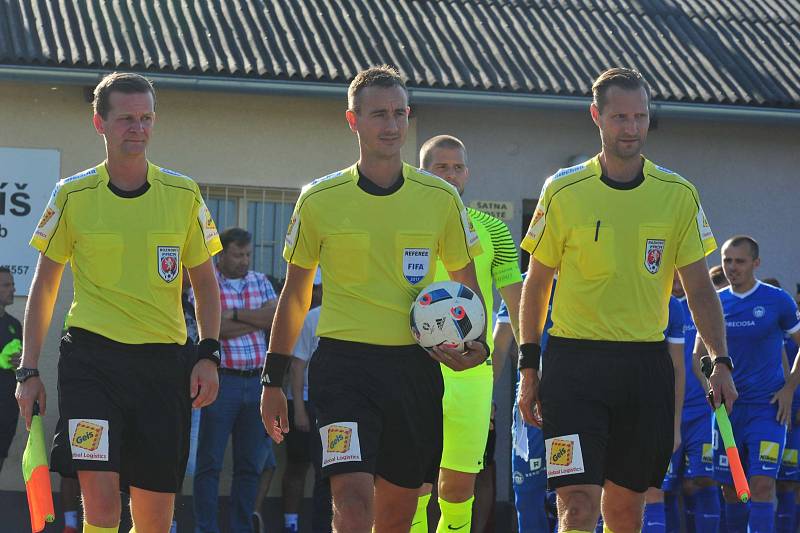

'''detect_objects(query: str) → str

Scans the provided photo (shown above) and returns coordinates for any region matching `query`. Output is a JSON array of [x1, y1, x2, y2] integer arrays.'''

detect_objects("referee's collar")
[[600, 171, 645, 190], [356, 166, 404, 196]]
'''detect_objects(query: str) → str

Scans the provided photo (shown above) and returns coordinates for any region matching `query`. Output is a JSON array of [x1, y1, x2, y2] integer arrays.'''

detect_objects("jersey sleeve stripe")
[[786, 322, 800, 335]]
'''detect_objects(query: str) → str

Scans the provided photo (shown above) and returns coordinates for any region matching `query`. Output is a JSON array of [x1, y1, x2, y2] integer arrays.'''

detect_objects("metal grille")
[[200, 184, 299, 281]]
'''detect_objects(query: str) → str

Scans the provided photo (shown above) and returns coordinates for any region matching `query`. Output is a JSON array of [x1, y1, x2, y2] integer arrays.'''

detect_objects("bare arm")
[[492, 321, 517, 384], [679, 258, 736, 411], [517, 258, 556, 427], [772, 332, 800, 426], [668, 341, 685, 452], [499, 281, 523, 344], [520, 259, 555, 346], [262, 264, 315, 443], [234, 299, 278, 330], [16, 254, 66, 428], [188, 258, 221, 342], [692, 336, 711, 393], [220, 319, 260, 339], [267, 265, 315, 354], [679, 259, 727, 358], [187, 258, 221, 408]]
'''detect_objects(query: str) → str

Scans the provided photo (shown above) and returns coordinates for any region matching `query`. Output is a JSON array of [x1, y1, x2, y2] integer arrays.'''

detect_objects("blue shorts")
[[511, 415, 547, 533], [713, 403, 787, 484], [662, 406, 714, 491], [779, 407, 800, 482]]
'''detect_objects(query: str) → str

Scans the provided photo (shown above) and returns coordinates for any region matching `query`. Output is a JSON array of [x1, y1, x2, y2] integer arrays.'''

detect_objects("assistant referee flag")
[[22, 409, 54, 532]]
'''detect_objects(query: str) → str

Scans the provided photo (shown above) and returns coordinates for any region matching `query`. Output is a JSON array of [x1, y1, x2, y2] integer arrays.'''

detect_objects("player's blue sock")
[[643, 502, 666, 532], [748, 501, 774, 533], [777, 491, 795, 533], [724, 502, 749, 533], [684, 491, 697, 533], [664, 492, 680, 533], [692, 486, 720, 533]]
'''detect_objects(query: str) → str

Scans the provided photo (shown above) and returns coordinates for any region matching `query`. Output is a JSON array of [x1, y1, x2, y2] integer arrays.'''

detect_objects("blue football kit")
[[505, 277, 553, 533], [713, 281, 800, 483], [779, 334, 800, 482], [663, 297, 715, 491]]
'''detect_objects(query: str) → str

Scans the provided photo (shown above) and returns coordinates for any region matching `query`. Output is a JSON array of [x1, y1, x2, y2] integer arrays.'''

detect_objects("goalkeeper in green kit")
[[411, 135, 523, 532]]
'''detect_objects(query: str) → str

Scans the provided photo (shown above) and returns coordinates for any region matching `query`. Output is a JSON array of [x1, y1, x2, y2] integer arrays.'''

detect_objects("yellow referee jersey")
[[521, 156, 716, 342], [30, 163, 222, 344], [284, 163, 482, 346]]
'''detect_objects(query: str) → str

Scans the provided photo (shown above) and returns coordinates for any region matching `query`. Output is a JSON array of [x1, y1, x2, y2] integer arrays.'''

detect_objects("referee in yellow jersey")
[[517, 68, 738, 533], [260, 66, 488, 533], [16, 72, 223, 533]]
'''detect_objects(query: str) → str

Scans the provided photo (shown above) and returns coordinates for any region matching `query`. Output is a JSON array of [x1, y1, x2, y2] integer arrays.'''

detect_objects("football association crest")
[[157, 246, 180, 282], [644, 239, 665, 274]]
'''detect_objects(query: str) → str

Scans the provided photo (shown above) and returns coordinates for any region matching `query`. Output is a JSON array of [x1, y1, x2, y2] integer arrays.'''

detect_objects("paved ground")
[[0, 491, 313, 532]]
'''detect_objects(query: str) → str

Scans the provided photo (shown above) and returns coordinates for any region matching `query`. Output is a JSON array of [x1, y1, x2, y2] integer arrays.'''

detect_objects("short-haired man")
[[413, 135, 523, 532], [699, 236, 800, 532], [193, 227, 278, 533], [517, 67, 735, 532], [16, 72, 222, 533], [0, 267, 21, 475], [261, 65, 487, 533]]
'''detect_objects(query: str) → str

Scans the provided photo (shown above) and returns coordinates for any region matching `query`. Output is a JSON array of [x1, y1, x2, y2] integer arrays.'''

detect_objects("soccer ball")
[[410, 281, 485, 351]]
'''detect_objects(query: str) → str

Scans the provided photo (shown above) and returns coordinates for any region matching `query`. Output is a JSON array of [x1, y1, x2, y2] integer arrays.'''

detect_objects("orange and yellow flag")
[[22, 414, 54, 532]]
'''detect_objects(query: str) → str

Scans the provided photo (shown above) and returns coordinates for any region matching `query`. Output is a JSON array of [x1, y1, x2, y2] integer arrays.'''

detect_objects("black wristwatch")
[[712, 356, 734, 373], [15, 367, 40, 383]]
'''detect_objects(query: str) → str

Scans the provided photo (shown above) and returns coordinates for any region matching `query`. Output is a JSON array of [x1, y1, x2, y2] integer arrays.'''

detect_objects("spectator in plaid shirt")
[[193, 227, 279, 533]]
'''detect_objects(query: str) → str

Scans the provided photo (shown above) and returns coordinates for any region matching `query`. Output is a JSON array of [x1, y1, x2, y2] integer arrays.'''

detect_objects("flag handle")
[[714, 404, 750, 503]]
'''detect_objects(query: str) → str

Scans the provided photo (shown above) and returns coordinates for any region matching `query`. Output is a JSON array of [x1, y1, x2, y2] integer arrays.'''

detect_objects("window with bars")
[[201, 185, 299, 281]]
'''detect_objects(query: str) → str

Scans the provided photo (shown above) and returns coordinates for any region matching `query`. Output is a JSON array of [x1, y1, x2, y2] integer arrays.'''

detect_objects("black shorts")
[[540, 336, 674, 493], [309, 338, 444, 489], [0, 369, 18, 459], [50, 328, 194, 493], [286, 400, 315, 464]]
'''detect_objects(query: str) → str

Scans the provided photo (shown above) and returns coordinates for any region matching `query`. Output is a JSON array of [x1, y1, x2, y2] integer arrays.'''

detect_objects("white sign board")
[[469, 200, 515, 222], [0, 147, 61, 295]]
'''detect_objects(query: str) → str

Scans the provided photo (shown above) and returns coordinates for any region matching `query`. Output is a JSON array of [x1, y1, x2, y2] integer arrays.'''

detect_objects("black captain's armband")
[[261, 352, 292, 387], [518, 343, 542, 371], [197, 339, 221, 367]]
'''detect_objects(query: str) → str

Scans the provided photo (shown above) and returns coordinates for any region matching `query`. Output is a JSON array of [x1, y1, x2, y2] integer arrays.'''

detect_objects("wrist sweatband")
[[197, 338, 221, 366], [261, 352, 292, 387], [518, 342, 542, 371]]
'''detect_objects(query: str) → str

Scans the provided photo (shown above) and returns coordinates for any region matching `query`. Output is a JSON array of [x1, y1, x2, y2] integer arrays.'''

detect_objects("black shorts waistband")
[[318, 337, 424, 357], [67, 327, 182, 356], [547, 335, 667, 354], [219, 367, 261, 377]]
